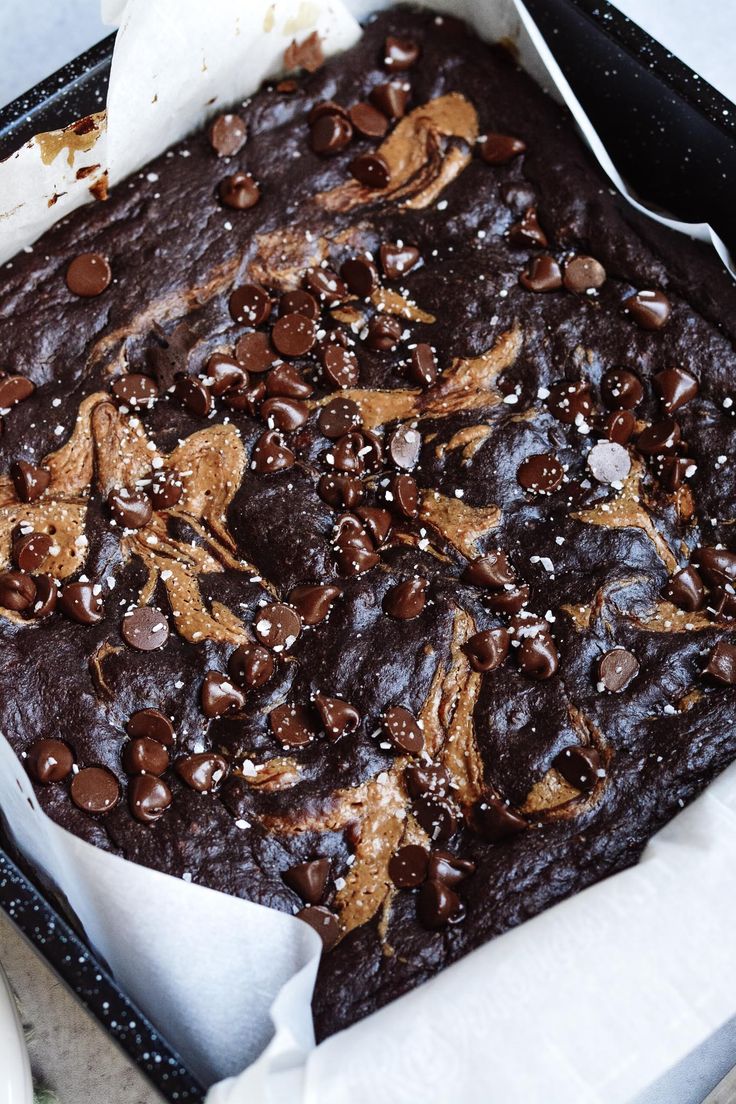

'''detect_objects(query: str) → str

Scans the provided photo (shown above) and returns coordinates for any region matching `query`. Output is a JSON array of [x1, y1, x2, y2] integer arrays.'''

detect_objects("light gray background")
[[0, 2, 735, 1103]]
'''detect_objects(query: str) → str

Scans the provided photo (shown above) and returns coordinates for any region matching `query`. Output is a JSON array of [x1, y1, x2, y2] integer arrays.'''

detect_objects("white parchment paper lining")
[[1, 2, 735, 1101]]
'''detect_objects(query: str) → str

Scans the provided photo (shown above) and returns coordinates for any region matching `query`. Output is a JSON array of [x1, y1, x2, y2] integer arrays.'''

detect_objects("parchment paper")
[[1, 1, 735, 1101]]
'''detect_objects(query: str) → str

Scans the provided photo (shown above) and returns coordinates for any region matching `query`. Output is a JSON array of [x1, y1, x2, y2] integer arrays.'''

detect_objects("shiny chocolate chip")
[[366, 314, 402, 351], [176, 752, 230, 792], [546, 381, 593, 425], [121, 607, 169, 652], [0, 374, 35, 408], [664, 566, 705, 612], [416, 879, 462, 930], [369, 81, 409, 119], [348, 102, 388, 138], [251, 429, 295, 473], [602, 409, 636, 445], [11, 460, 50, 503], [413, 796, 457, 844], [601, 368, 644, 410], [236, 332, 277, 374], [318, 473, 364, 510], [70, 766, 120, 814], [516, 624, 559, 680], [228, 643, 275, 690], [711, 588, 736, 620], [384, 35, 419, 70], [380, 242, 420, 280], [12, 530, 52, 573], [462, 551, 515, 589], [287, 584, 342, 626], [305, 267, 348, 305], [150, 469, 184, 510], [381, 705, 424, 754], [111, 373, 159, 407], [66, 252, 111, 297], [428, 850, 476, 887], [128, 775, 172, 824], [267, 363, 313, 398], [388, 844, 429, 888], [693, 547, 736, 589], [261, 396, 309, 432], [254, 602, 301, 652], [486, 584, 529, 615], [271, 313, 317, 358], [479, 132, 526, 164], [383, 577, 427, 619], [0, 571, 36, 612], [654, 367, 698, 413], [384, 423, 419, 470], [284, 858, 330, 904], [463, 627, 509, 672], [228, 283, 271, 327], [516, 453, 564, 494], [59, 581, 103, 624], [508, 206, 547, 248], [519, 255, 562, 292], [704, 642, 736, 685], [126, 709, 175, 747], [658, 456, 693, 493], [405, 763, 450, 800], [596, 648, 638, 692], [174, 373, 212, 417], [329, 431, 365, 474], [563, 255, 606, 293], [310, 112, 353, 155], [553, 745, 603, 792], [313, 693, 361, 741], [322, 345, 360, 389], [123, 737, 170, 776], [587, 441, 631, 485], [29, 574, 57, 619], [107, 487, 153, 529], [269, 703, 317, 749], [27, 738, 73, 784], [307, 100, 348, 125], [218, 172, 260, 210], [318, 398, 362, 439], [208, 113, 247, 157], [340, 257, 379, 297], [469, 796, 527, 842], [200, 671, 245, 717], [408, 343, 437, 387], [279, 290, 319, 320], [349, 152, 390, 188], [356, 506, 392, 545], [636, 418, 681, 457], [622, 289, 671, 330], [387, 473, 419, 518], [297, 905, 340, 949]]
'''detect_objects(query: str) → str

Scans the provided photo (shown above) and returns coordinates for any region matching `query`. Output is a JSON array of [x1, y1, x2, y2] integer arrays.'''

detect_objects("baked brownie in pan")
[[1, 6, 735, 1041]]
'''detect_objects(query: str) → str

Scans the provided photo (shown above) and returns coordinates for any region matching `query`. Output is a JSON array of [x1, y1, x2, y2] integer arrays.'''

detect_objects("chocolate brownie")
[[1, 6, 736, 1040]]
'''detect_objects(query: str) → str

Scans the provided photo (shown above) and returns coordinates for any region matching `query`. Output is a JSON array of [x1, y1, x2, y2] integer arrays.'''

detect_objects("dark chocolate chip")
[[59, 581, 103, 624], [602, 409, 636, 445], [128, 775, 172, 824], [553, 745, 603, 791], [305, 267, 348, 305], [355, 506, 392, 545], [254, 602, 301, 651], [318, 472, 364, 510], [381, 705, 424, 754], [107, 487, 153, 529], [287, 584, 342, 625], [297, 905, 340, 949], [218, 172, 260, 210], [380, 242, 420, 280], [416, 879, 462, 930], [200, 671, 245, 717], [348, 102, 389, 138], [0, 375, 35, 409], [29, 574, 57, 619], [174, 373, 213, 417], [366, 314, 402, 351], [146, 321, 196, 392], [111, 373, 159, 407], [587, 441, 631, 485], [271, 314, 316, 357], [387, 472, 419, 518], [693, 547, 736, 589], [251, 429, 295, 472], [563, 255, 606, 293], [704, 642, 736, 685], [658, 456, 693, 492], [123, 737, 170, 776], [267, 363, 313, 398], [12, 530, 52, 573], [310, 112, 353, 155], [405, 763, 450, 800], [269, 703, 318, 748], [601, 368, 644, 410], [65, 252, 111, 297], [462, 552, 515, 589], [413, 796, 457, 843], [175, 752, 229, 792], [228, 642, 275, 690], [597, 648, 638, 692], [408, 343, 437, 387], [261, 396, 309, 431], [508, 206, 547, 248], [349, 152, 390, 188], [11, 460, 50, 502], [369, 80, 409, 119], [469, 796, 527, 842], [321, 345, 360, 388], [479, 133, 526, 165], [307, 100, 348, 125], [388, 844, 429, 888], [284, 858, 331, 904], [664, 566, 705, 612], [463, 627, 510, 672], [546, 381, 593, 425], [70, 766, 120, 814], [228, 283, 271, 327], [623, 289, 671, 330], [0, 571, 36, 612], [711, 589, 736, 620], [27, 738, 73, 784], [150, 469, 184, 510], [384, 35, 419, 70], [654, 367, 699, 413], [486, 584, 529, 615], [519, 255, 562, 292], [387, 423, 421, 469], [126, 708, 175, 747], [516, 453, 564, 494], [340, 256, 379, 297], [516, 623, 559, 680], [383, 577, 427, 619], [427, 850, 476, 886], [313, 693, 361, 741], [318, 397, 362, 438], [636, 418, 681, 457], [208, 113, 247, 157], [279, 290, 319, 320], [121, 607, 169, 652]]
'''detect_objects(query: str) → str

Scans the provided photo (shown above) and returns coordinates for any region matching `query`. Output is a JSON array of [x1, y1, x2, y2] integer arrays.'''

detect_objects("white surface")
[[0, 958, 32, 1104]]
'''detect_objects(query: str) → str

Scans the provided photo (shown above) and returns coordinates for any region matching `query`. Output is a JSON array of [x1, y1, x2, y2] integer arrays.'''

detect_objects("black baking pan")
[[0, 3, 734, 1103]]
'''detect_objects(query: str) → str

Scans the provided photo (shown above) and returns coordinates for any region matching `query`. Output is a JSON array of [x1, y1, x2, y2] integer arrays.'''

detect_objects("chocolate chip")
[[284, 858, 331, 904], [636, 418, 680, 457], [348, 102, 388, 138], [340, 257, 379, 298], [380, 242, 420, 280], [70, 766, 120, 814], [150, 469, 183, 510], [516, 623, 559, 680], [553, 745, 603, 791], [384, 35, 419, 70], [367, 314, 402, 351], [333, 513, 379, 576], [123, 737, 170, 776], [126, 708, 175, 746], [252, 429, 295, 473], [200, 671, 245, 717], [462, 551, 515, 589], [228, 642, 275, 690], [563, 255, 606, 293], [310, 113, 353, 155], [516, 453, 564, 494], [381, 705, 424, 754], [384, 577, 427, 619], [287, 584, 342, 625], [267, 363, 313, 398], [486, 584, 529, 615], [12, 530, 52, 572], [59, 581, 103, 624], [469, 796, 527, 841], [602, 409, 636, 445], [318, 473, 364, 510], [405, 763, 450, 800], [388, 844, 429, 888], [305, 267, 348, 306], [416, 879, 462, 930], [428, 850, 476, 886], [175, 752, 229, 792], [519, 255, 562, 292], [693, 547, 736, 589], [0, 571, 36, 612], [297, 904, 340, 949], [146, 321, 196, 392], [107, 487, 153, 529], [314, 693, 361, 740], [407, 344, 437, 388], [261, 396, 309, 431], [279, 295, 318, 329], [658, 456, 693, 492], [204, 355, 245, 398], [269, 703, 317, 748], [356, 506, 392, 545], [317, 398, 361, 439], [322, 345, 360, 389], [0, 374, 34, 409], [29, 574, 57, 619], [623, 289, 671, 330], [27, 738, 73, 784], [228, 283, 271, 327], [463, 627, 509, 672], [664, 566, 705, 612], [387, 472, 419, 518], [385, 423, 420, 470], [254, 602, 301, 652], [546, 381, 593, 425], [65, 252, 111, 297], [307, 100, 348, 125], [369, 81, 409, 119], [208, 113, 247, 157], [508, 206, 548, 248], [11, 460, 50, 502], [711, 588, 736, 620], [111, 374, 159, 407], [596, 647, 638, 693], [601, 368, 643, 410], [703, 641, 736, 685], [587, 441, 631, 485], [413, 796, 457, 843], [128, 775, 172, 824], [654, 367, 698, 413], [479, 133, 526, 165], [271, 313, 317, 358], [218, 172, 260, 210], [121, 607, 169, 651], [174, 373, 213, 417], [349, 152, 390, 188]]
